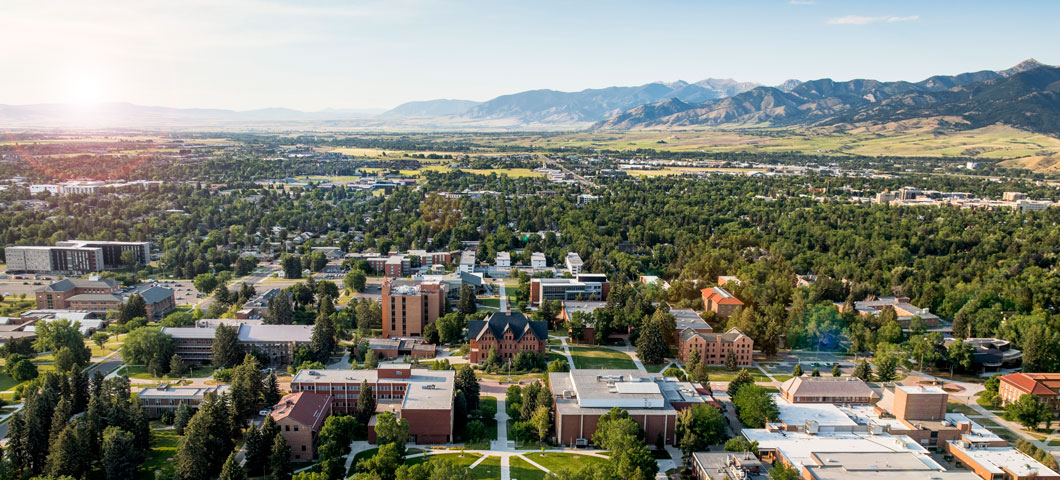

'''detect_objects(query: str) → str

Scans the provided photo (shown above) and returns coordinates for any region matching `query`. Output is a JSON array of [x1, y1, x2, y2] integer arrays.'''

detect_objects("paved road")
[[87, 352, 124, 377]]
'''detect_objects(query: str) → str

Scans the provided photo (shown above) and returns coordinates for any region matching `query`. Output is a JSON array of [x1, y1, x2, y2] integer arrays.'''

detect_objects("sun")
[[65, 69, 108, 105]]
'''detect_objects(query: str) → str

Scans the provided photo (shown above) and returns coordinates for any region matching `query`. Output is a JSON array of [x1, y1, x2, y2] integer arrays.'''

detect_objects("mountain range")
[[596, 59, 1060, 134]]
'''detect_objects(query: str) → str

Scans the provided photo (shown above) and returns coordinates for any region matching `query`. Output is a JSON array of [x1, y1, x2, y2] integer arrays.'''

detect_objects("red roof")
[[1001, 373, 1060, 396], [700, 286, 744, 306], [270, 392, 331, 430]]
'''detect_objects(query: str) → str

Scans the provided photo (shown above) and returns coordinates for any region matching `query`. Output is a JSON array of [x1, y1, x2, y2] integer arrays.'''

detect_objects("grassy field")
[[510, 456, 547, 480], [947, 402, 978, 415], [139, 428, 179, 480], [522, 452, 608, 475], [567, 347, 635, 369], [0, 298, 35, 316], [472, 455, 501, 479], [644, 362, 671, 373]]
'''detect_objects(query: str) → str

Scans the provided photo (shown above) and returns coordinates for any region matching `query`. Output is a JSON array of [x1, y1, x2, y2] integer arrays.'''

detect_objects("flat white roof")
[[743, 429, 941, 471], [896, 385, 945, 394], [776, 396, 860, 428], [615, 382, 662, 394], [950, 442, 1060, 477]]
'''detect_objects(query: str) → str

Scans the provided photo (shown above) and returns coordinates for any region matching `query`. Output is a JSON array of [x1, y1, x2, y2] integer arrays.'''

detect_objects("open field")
[[567, 346, 635, 369], [523, 452, 608, 475], [139, 428, 179, 480], [510, 456, 547, 480]]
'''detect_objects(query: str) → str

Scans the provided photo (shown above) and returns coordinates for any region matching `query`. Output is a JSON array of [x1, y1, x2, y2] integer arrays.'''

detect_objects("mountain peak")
[[1000, 58, 1047, 77]]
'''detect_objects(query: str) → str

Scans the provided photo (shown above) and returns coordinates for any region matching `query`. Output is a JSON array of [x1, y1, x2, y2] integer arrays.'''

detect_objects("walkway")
[[622, 337, 648, 373], [551, 336, 575, 369]]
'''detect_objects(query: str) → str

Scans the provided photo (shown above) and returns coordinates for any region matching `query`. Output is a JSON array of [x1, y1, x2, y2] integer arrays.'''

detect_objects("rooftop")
[[290, 368, 455, 410], [271, 392, 331, 430], [549, 369, 708, 414], [779, 377, 878, 400], [43, 278, 118, 292], [775, 396, 860, 428], [671, 308, 712, 331], [742, 429, 941, 472], [949, 440, 1060, 477], [138, 384, 230, 399], [139, 286, 174, 304], [468, 312, 547, 343]]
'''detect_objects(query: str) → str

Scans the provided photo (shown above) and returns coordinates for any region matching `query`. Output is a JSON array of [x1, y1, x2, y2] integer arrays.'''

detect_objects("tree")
[[121, 249, 139, 267], [356, 381, 376, 424], [635, 319, 667, 365], [122, 327, 175, 369], [265, 292, 294, 325], [769, 463, 800, 480], [46, 423, 89, 479], [374, 411, 410, 454], [454, 365, 480, 411], [310, 313, 337, 362], [677, 405, 727, 465], [458, 285, 477, 315], [170, 354, 186, 377], [832, 363, 841, 377], [874, 355, 898, 382], [280, 254, 302, 280], [852, 360, 872, 382], [214, 284, 233, 305], [212, 324, 243, 368], [173, 402, 192, 435], [686, 349, 709, 384], [1022, 324, 1060, 372], [1007, 394, 1052, 430], [34, 319, 91, 366], [102, 426, 138, 480], [947, 341, 975, 374], [725, 349, 738, 371], [591, 408, 643, 450], [9, 357, 38, 382], [243, 426, 267, 477], [194, 273, 218, 295], [268, 433, 293, 480], [547, 358, 570, 373], [220, 451, 247, 480], [345, 269, 367, 293], [264, 372, 282, 406], [230, 354, 265, 420], [727, 368, 754, 397], [92, 332, 110, 350], [530, 405, 551, 442], [724, 437, 758, 453], [175, 393, 234, 480], [811, 367, 821, 377], [357, 442, 402, 480], [792, 364, 803, 377], [733, 384, 779, 428], [651, 309, 677, 346], [365, 349, 379, 369]]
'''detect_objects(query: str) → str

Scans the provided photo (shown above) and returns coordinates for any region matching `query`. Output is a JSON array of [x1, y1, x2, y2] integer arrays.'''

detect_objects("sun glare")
[[65, 69, 108, 105]]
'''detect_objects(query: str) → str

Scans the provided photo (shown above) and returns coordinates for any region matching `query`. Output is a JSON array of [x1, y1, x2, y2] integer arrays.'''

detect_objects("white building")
[[565, 252, 583, 275], [531, 252, 547, 271]]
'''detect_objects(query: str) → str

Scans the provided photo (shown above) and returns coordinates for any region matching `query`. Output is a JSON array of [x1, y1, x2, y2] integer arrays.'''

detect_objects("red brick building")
[[139, 286, 175, 319], [270, 392, 332, 461], [700, 286, 743, 318], [381, 279, 445, 337], [289, 365, 454, 444], [35, 278, 120, 310], [467, 312, 547, 364], [999, 373, 1060, 412], [678, 327, 753, 367]]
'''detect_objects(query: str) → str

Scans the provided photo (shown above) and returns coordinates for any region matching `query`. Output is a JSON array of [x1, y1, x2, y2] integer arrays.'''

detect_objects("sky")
[[0, 0, 1057, 111]]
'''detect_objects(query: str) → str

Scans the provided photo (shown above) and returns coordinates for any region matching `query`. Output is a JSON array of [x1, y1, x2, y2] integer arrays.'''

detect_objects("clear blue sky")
[[1, 0, 1056, 111]]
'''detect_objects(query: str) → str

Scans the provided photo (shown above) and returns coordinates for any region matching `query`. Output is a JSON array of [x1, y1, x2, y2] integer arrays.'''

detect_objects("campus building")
[[5, 245, 104, 274], [548, 369, 712, 447], [55, 240, 150, 268], [140, 286, 175, 319], [700, 286, 744, 318], [998, 372, 1060, 411], [289, 365, 455, 444], [162, 324, 313, 364], [381, 279, 445, 338], [35, 278, 121, 311], [361, 337, 436, 360], [838, 296, 941, 328], [270, 392, 333, 461], [778, 377, 879, 404], [564, 252, 583, 275], [137, 384, 231, 419], [677, 327, 753, 367], [529, 274, 609, 306], [466, 312, 547, 364]]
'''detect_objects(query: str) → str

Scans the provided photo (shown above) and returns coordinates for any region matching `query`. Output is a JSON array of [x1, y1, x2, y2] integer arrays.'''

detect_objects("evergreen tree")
[[725, 349, 738, 371], [874, 355, 898, 382], [102, 426, 138, 480], [230, 354, 265, 420], [832, 363, 841, 377], [310, 313, 336, 363], [458, 285, 477, 315], [727, 369, 754, 397], [49, 397, 72, 444], [268, 434, 293, 480], [265, 293, 294, 325], [220, 451, 247, 480], [212, 324, 243, 369], [46, 423, 88, 479], [263, 372, 282, 406], [170, 353, 187, 377], [454, 365, 481, 411], [365, 349, 379, 369], [243, 425, 268, 477], [792, 364, 803, 377], [811, 367, 821, 377], [686, 349, 709, 384], [175, 393, 234, 480], [852, 359, 872, 382], [174, 402, 192, 435], [356, 381, 376, 424], [635, 320, 668, 365]]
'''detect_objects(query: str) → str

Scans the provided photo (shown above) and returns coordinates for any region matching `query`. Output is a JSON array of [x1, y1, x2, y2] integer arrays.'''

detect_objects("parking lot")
[[0, 276, 52, 298], [128, 279, 199, 306]]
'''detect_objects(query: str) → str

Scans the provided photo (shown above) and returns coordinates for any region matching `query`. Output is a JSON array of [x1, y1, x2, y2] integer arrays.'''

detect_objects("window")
[[301, 445, 307, 451], [285, 425, 290, 431]]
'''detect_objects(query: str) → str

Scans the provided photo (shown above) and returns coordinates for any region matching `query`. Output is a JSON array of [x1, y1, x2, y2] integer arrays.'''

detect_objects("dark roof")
[[139, 286, 173, 304], [468, 312, 547, 343], [44, 278, 117, 292]]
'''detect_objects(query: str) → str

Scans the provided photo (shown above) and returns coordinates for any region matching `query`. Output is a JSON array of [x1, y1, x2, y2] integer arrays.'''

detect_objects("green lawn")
[[521, 452, 607, 475], [511, 456, 547, 480], [472, 455, 501, 479], [478, 298, 501, 308], [567, 347, 635, 370], [426, 452, 481, 469], [0, 373, 18, 392], [139, 428, 180, 480], [947, 402, 977, 415], [644, 362, 670, 373]]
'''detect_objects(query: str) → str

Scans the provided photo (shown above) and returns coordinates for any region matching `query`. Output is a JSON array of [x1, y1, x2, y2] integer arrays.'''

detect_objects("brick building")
[[529, 274, 609, 306], [35, 278, 120, 310], [778, 377, 879, 404], [361, 337, 437, 360], [270, 392, 333, 461], [700, 286, 744, 318], [139, 286, 175, 319], [467, 312, 547, 364], [549, 369, 712, 447], [381, 279, 445, 338], [137, 384, 230, 419], [998, 372, 1060, 411], [289, 365, 454, 444], [677, 327, 753, 367]]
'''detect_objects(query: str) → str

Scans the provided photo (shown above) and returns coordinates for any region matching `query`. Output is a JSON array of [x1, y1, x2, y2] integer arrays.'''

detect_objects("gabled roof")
[[680, 327, 749, 343], [1001, 373, 1060, 396], [467, 312, 547, 343], [44, 278, 118, 292], [700, 286, 744, 305], [270, 392, 331, 430], [779, 377, 878, 400]]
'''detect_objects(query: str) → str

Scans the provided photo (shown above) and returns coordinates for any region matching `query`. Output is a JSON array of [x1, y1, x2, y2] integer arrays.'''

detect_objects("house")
[[137, 384, 230, 419], [678, 328, 753, 367], [549, 369, 712, 447], [381, 279, 445, 338], [529, 274, 609, 306], [564, 252, 583, 275], [700, 286, 743, 318], [467, 312, 547, 364], [270, 392, 332, 460], [290, 365, 454, 444], [778, 377, 878, 404], [139, 286, 175, 319], [998, 373, 1060, 412]]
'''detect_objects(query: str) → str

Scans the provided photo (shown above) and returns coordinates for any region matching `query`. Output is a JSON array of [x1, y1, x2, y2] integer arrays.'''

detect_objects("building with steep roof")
[[999, 372, 1060, 412], [35, 278, 120, 310], [700, 286, 744, 318], [139, 286, 175, 319], [270, 392, 332, 460], [466, 312, 547, 363], [678, 327, 753, 367]]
